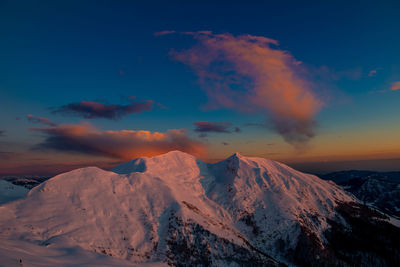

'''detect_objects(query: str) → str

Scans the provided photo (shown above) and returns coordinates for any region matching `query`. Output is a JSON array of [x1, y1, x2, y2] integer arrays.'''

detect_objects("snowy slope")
[[0, 238, 167, 267], [0, 151, 360, 266], [113, 152, 354, 257]]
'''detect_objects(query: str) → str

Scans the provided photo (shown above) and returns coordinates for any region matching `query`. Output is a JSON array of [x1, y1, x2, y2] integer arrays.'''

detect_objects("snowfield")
[[0, 151, 389, 266]]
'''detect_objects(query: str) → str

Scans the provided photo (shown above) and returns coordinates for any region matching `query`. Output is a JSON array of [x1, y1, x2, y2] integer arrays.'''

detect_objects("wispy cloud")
[[244, 122, 268, 128], [154, 30, 176, 36], [31, 123, 206, 160], [194, 121, 240, 133], [391, 81, 400, 91], [373, 81, 400, 93], [315, 65, 363, 81], [52, 98, 154, 120], [0, 151, 24, 160], [368, 69, 377, 77], [0, 130, 4, 137], [171, 32, 322, 147], [27, 114, 57, 126], [198, 133, 207, 138]]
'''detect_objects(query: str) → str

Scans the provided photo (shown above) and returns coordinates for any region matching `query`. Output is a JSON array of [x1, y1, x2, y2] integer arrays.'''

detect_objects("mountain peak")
[[162, 150, 192, 156], [0, 149, 363, 266], [224, 152, 245, 162], [232, 152, 243, 158], [112, 150, 197, 175]]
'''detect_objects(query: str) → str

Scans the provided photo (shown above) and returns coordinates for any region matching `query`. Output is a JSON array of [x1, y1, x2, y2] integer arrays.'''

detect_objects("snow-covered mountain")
[[1, 151, 399, 266]]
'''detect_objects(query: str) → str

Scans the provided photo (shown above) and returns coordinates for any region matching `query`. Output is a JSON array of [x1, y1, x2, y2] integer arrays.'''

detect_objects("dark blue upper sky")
[[1, 0, 400, 174]]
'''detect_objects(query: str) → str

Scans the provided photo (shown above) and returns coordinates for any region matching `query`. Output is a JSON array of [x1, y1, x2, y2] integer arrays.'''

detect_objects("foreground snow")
[[0, 151, 361, 266], [0, 238, 167, 267]]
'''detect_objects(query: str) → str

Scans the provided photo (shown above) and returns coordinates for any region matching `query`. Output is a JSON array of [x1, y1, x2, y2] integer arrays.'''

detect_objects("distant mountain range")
[[2, 176, 50, 189], [0, 152, 399, 266], [320, 170, 400, 218]]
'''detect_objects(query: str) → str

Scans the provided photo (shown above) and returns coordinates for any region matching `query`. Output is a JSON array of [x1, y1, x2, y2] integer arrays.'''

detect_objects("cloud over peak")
[[170, 31, 323, 146], [53, 99, 154, 120], [31, 123, 206, 160]]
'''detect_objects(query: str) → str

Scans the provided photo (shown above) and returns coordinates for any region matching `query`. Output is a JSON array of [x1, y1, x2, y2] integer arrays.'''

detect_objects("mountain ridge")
[[0, 151, 399, 266]]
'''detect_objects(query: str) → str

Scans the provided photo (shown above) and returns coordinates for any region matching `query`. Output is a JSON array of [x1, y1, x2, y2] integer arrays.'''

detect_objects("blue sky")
[[1, 0, 399, 175]]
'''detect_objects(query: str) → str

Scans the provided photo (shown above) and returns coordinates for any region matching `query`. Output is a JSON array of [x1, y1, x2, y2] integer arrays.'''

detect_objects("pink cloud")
[[391, 81, 400, 91], [27, 114, 57, 127], [31, 123, 206, 160], [368, 69, 377, 77], [171, 32, 323, 146], [154, 30, 176, 36]]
